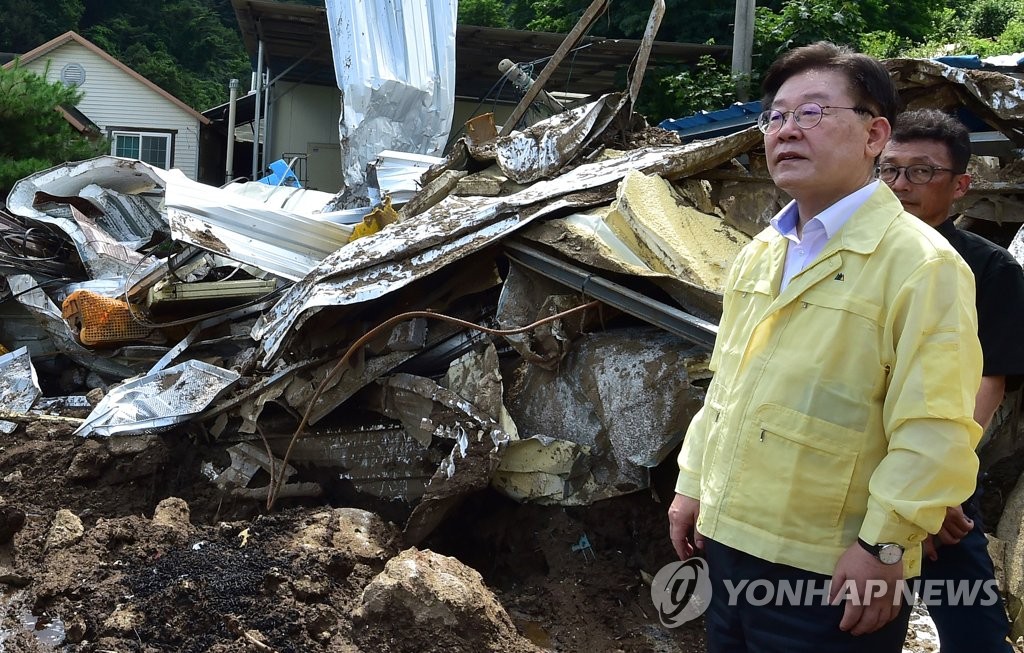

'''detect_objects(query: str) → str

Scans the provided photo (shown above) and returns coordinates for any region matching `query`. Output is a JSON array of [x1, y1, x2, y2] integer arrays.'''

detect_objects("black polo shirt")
[[938, 218, 1024, 386]]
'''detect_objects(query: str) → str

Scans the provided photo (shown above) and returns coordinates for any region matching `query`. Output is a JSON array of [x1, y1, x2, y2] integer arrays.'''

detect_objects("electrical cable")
[[265, 298, 602, 510]]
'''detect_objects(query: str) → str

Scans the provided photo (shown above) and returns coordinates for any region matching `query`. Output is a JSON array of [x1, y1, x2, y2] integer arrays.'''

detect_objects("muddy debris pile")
[[2, 56, 1024, 651]]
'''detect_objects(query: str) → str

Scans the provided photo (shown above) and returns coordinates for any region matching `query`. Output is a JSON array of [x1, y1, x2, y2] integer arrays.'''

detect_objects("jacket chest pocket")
[[783, 289, 886, 400], [732, 404, 860, 543], [723, 275, 774, 358]]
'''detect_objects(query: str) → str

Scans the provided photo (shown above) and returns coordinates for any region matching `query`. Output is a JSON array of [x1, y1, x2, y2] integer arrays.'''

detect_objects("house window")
[[111, 131, 171, 169]]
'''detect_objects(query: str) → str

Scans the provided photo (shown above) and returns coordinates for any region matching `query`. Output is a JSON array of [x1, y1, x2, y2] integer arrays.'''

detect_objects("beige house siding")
[[22, 41, 201, 179]]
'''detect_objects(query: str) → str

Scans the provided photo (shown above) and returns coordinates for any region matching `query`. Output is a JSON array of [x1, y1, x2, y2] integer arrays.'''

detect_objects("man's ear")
[[953, 173, 971, 200], [865, 117, 892, 158]]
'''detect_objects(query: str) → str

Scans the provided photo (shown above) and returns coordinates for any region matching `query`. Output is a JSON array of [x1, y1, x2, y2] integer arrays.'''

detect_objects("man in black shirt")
[[880, 108, 1024, 652]]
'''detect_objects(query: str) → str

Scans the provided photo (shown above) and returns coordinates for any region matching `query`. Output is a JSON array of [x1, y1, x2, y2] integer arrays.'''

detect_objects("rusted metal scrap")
[[887, 57, 1024, 145]]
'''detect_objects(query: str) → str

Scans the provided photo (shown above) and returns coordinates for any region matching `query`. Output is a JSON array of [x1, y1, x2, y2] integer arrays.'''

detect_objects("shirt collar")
[[769, 180, 880, 240]]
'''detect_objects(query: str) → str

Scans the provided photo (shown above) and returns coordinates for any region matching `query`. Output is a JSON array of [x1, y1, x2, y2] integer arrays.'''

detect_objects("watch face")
[[878, 544, 903, 565]]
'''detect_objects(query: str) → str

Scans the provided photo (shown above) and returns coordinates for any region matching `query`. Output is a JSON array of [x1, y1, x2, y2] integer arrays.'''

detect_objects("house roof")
[[230, 0, 730, 102], [57, 103, 102, 135], [4, 31, 210, 125]]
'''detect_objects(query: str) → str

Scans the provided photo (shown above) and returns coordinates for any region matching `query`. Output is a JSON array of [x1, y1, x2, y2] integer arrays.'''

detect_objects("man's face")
[[878, 138, 970, 227], [765, 68, 888, 216]]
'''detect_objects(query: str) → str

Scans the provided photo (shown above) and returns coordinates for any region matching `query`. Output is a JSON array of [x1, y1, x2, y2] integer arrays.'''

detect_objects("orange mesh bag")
[[61, 290, 153, 347]]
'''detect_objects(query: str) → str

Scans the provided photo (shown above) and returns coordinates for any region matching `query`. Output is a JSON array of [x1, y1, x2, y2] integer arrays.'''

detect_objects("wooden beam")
[[627, 0, 666, 112], [498, 0, 609, 135]]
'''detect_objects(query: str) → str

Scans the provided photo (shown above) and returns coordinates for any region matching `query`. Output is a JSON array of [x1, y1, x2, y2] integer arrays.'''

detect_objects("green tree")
[[499, 0, 737, 45], [966, 0, 1024, 39], [643, 55, 740, 119], [459, 0, 512, 27], [0, 0, 83, 54], [860, 0, 941, 42], [0, 63, 107, 197], [81, 0, 251, 110], [755, 0, 866, 65]]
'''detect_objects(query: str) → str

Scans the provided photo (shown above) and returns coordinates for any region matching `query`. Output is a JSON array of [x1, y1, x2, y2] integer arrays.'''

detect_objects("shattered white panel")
[[7, 157, 164, 216], [68, 206, 155, 279], [0, 347, 41, 434], [78, 184, 166, 249], [374, 150, 446, 205], [220, 181, 337, 216], [162, 169, 353, 281], [6, 156, 167, 281], [325, 0, 457, 200]]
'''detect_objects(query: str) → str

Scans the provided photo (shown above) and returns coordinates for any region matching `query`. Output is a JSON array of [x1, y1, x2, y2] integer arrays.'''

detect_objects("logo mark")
[[650, 558, 712, 627]]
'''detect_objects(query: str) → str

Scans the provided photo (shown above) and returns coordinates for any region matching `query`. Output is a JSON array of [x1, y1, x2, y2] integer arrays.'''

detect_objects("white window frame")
[[111, 130, 172, 169]]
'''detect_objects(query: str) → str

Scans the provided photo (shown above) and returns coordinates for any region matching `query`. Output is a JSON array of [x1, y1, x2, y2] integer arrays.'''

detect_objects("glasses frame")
[[757, 103, 875, 135], [877, 163, 961, 185]]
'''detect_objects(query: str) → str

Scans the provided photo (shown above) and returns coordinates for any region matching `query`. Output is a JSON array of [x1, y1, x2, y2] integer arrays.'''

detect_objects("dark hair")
[[890, 109, 971, 173], [761, 41, 900, 124]]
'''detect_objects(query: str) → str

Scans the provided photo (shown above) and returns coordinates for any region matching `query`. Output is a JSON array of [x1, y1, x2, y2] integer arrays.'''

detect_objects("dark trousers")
[[704, 539, 912, 653], [920, 500, 1013, 653]]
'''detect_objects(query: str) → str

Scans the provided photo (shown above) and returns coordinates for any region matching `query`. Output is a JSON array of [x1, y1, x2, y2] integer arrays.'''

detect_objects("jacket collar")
[[755, 183, 902, 257]]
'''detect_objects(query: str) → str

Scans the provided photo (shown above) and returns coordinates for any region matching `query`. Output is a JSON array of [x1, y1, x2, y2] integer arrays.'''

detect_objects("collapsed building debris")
[[0, 103, 756, 540], [3, 55, 1024, 648]]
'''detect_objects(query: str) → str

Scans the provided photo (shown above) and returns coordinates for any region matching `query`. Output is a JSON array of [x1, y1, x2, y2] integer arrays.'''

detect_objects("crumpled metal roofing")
[[0, 347, 41, 434], [251, 126, 761, 365], [74, 360, 240, 437], [163, 169, 352, 281], [887, 58, 1024, 143]]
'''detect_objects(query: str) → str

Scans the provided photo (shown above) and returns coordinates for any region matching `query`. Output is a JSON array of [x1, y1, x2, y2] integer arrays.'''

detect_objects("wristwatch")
[[857, 538, 904, 565]]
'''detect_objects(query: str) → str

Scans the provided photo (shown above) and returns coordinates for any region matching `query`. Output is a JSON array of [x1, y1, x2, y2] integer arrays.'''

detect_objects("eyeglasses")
[[877, 163, 960, 185], [757, 103, 875, 134]]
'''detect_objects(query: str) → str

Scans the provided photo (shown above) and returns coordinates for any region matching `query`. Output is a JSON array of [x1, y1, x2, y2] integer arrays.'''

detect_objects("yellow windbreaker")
[[675, 183, 983, 578]]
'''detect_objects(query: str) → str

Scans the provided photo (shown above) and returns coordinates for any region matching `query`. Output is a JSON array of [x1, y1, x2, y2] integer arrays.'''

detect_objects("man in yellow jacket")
[[668, 42, 983, 651]]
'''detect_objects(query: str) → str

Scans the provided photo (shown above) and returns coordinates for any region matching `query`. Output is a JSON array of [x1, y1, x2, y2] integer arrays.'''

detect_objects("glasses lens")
[[877, 164, 899, 183], [906, 165, 935, 184], [758, 111, 781, 134], [793, 104, 824, 128]]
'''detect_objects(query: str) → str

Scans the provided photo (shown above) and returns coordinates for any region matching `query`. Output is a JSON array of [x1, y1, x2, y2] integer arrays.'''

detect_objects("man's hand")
[[668, 493, 704, 560], [923, 505, 974, 561], [830, 542, 904, 636]]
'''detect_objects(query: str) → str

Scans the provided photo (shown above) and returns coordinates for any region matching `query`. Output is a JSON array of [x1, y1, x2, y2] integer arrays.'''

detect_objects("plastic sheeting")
[[325, 0, 457, 202]]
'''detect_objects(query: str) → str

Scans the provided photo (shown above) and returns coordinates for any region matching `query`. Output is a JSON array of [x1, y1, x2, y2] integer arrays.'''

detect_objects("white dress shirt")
[[770, 180, 880, 291]]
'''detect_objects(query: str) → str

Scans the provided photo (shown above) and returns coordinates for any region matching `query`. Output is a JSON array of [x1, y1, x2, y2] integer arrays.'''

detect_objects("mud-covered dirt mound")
[[0, 426, 705, 652]]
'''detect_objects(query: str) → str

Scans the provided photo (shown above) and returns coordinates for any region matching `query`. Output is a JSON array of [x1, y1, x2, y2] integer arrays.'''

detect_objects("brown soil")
[[2, 418, 1015, 652], [0, 421, 706, 652]]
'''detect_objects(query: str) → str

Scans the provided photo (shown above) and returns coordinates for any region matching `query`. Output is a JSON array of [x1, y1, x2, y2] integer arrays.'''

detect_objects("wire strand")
[[265, 299, 601, 510]]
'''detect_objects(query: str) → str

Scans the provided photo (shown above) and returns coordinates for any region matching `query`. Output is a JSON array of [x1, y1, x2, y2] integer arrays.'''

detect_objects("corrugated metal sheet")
[[162, 169, 352, 281], [325, 0, 457, 197], [252, 127, 761, 364]]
